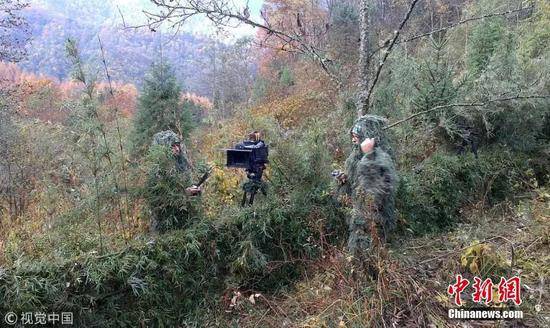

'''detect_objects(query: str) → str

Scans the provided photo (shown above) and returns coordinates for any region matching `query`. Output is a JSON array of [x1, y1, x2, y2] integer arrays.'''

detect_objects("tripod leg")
[[249, 190, 257, 206]]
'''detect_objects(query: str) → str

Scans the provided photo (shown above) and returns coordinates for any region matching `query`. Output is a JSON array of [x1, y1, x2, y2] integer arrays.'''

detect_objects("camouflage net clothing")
[[337, 115, 398, 255], [147, 130, 198, 233], [152, 130, 190, 173]]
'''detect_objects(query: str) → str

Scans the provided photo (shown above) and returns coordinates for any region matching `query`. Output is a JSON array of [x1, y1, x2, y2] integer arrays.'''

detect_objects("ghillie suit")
[[337, 115, 397, 255], [146, 130, 199, 233], [153, 130, 191, 173]]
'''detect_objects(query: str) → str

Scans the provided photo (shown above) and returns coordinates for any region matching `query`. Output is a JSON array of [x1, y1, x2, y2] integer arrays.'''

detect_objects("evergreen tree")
[[412, 37, 466, 145], [467, 17, 504, 76], [412, 37, 459, 117], [412, 38, 464, 134], [131, 62, 194, 155]]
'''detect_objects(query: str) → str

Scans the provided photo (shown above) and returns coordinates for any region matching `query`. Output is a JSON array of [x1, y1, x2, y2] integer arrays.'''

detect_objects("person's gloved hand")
[[185, 185, 201, 196], [332, 170, 348, 184]]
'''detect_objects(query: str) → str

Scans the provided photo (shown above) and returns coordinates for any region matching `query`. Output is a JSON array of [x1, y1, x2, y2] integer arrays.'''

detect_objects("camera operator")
[[237, 131, 267, 180], [233, 131, 268, 206]]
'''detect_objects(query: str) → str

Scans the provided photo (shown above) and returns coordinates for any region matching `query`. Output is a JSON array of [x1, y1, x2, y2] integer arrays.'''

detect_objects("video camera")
[[225, 132, 269, 206], [225, 139, 269, 179]]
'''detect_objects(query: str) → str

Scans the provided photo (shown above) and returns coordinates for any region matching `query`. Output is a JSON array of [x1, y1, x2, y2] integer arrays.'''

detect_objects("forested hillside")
[[0, 0, 548, 327], [17, 0, 257, 100]]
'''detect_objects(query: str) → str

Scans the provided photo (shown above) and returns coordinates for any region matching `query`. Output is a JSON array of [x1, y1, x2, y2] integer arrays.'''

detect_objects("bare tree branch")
[[139, 0, 343, 88], [371, 5, 534, 57], [384, 95, 550, 130], [117, 5, 127, 28], [361, 0, 420, 115]]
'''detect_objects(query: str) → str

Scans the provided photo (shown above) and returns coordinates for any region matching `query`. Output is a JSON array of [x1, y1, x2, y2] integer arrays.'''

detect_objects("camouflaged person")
[[147, 130, 201, 233], [335, 115, 397, 255]]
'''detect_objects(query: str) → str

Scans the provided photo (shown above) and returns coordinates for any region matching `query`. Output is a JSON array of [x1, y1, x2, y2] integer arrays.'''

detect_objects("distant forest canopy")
[[15, 0, 258, 98]]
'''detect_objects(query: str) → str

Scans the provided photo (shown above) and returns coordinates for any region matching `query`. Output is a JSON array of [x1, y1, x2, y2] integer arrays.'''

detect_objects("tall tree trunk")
[[212, 41, 221, 119], [358, 0, 371, 117]]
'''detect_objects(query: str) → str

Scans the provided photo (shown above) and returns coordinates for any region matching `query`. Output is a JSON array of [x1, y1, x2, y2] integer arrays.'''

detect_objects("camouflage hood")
[[152, 130, 190, 172], [350, 115, 388, 143], [152, 130, 181, 147]]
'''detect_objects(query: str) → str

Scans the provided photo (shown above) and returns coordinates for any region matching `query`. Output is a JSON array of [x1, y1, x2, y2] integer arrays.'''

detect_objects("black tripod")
[[241, 167, 267, 207]]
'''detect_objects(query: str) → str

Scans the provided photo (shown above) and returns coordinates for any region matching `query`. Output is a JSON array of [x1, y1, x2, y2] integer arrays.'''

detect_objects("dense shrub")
[[0, 223, 221, 327], [220, 190, 345, 289], [396, 147, 542, 234]]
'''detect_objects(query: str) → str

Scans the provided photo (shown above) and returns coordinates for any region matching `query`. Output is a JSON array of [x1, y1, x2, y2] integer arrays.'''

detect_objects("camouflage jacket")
[[338, 146, 397, 230]]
